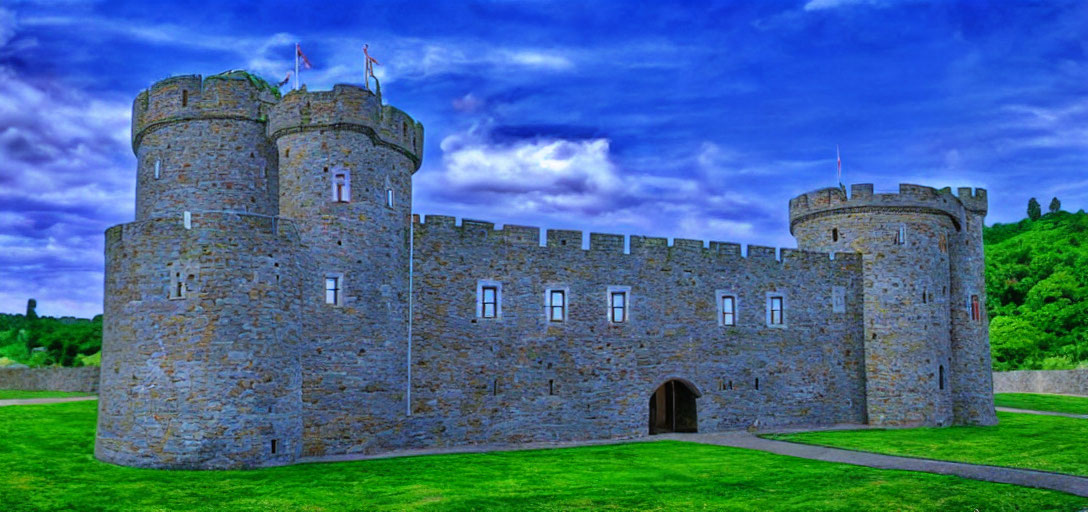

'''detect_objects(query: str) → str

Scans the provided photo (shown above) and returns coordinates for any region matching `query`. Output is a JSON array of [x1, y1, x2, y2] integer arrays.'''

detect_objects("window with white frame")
[[154, 159, 161, 179], [717, 291, 737, 326], [325, 274, 343, 306], [607, 286, 630, 323], [476, 280, 502, 319], [767, 294, 785, 327], [547, 289, 566, 322], [894, 225, 906, 245], [332, 171, 351, 203], [169, 270, 185, 299]]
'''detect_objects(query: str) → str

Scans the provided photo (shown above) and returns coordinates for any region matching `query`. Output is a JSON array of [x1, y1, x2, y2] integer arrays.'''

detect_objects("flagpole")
[[294, 42, 300, 91]]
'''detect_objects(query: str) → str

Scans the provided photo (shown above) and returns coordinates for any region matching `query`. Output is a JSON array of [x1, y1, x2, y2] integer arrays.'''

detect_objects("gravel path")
[[0, 396, 98, 407], [661, 431, 1088, 498], [996, 406, 1088, 419]]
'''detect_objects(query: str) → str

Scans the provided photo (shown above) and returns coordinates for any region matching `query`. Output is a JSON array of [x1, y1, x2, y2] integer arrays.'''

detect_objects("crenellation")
[[746, 245, 777, 262], [547, 229, 583, 248], [502, 225, 541, 246], [590, 233, 624, 252], [671, 238, 703, 252], [851, 183, 874, 199]]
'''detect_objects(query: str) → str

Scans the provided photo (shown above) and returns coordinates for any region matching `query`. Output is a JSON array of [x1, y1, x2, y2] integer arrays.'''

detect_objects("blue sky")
[[1, 0, 1086, 317]]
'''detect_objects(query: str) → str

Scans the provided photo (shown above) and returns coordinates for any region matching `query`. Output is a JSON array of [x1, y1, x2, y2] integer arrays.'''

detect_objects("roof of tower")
[[267, 84, 424, 171], [788, 183, 988, 234], [131, 71, 280, 152]]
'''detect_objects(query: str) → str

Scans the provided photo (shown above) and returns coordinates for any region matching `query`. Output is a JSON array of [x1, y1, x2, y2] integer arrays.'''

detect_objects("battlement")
[[132, 71, 280, 152], [106, 211, 301, 246], [268, 84, 424, 170], [414, 214, 861, 269], [788, 183, 988, 233]]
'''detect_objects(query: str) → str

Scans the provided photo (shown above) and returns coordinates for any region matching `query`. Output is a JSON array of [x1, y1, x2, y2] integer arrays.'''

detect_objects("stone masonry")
[[96, 71, 997, 469]]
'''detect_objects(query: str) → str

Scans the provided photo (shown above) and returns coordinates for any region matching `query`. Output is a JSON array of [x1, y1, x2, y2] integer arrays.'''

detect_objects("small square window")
[[721, 295, 736, 326], [325, 275, 342, 306], [482, 286, 498, 318], [610, 292, 627, 323], [333, 172, 351, 202], [767, 295, 785, 326], [548, 289, 566, 322]]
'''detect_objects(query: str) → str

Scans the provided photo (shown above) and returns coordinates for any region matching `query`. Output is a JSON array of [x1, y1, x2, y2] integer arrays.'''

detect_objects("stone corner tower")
[[267, 83, 424, 457], [96, 72, 305, 469], [788, 183, 997, 427]]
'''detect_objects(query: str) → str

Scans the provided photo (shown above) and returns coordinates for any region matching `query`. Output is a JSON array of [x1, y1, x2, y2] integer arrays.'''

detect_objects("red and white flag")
[[296, 43, 313, 69], [836, 145, 842, 183]]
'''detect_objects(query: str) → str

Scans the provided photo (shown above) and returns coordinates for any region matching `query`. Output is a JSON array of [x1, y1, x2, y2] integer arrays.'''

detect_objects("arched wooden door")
[[648, 379, 698, 434]]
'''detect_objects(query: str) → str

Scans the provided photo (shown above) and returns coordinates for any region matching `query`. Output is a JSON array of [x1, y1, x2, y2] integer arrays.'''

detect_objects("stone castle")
[[95, 71, 998, 469]]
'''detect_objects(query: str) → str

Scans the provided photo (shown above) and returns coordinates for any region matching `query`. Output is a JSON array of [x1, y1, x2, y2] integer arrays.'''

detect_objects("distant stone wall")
[[993, 370, 1088, 397], [0, 366, 100, 393]]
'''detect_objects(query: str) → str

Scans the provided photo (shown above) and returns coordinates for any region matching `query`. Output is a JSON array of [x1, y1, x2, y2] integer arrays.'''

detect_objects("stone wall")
[[400, 215, 868, 449], [993, 370, 1088, 397], [0, 366, 100, 393]]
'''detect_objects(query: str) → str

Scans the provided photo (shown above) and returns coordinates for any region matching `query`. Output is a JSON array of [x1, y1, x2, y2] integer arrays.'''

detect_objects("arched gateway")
[[648, 379, 700, 434]]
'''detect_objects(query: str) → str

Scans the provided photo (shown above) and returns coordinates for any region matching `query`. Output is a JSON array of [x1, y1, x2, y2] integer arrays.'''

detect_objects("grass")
[[995, 393, 1088, 415], [769, 411, 1088, 477], [0, 404, 1084, 511], [0, 390, 94, 400]]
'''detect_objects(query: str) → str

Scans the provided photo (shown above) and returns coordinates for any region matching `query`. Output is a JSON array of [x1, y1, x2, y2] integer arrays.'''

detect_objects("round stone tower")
[[131, 71, 280, 219], [96, 73, 304, 469], [789, 183, 994, 427], [267, 84, 423, 456]]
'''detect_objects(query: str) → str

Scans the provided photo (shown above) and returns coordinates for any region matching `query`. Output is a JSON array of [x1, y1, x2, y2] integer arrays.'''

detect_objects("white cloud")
[[418, 127, 785, 245], [803, 0, 889, 11]]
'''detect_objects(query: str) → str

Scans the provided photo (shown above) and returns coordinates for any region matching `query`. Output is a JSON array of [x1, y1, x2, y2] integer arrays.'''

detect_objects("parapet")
[[788, 183, 988, 233], [267, 84, 424, 171], [413, 214, 861, 270], [131, 71, 280, 152]]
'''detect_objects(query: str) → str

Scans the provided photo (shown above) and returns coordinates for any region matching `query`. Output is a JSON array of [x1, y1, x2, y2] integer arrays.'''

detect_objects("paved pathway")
[[657, 431, 1088, 498], [0, 396, 97, 407], [997, 406, 1088, 419]]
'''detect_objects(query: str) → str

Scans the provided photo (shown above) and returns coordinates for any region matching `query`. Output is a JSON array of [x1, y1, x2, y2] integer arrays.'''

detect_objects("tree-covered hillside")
[[985, 208, 1088, 370], [0, 300, 101, 368]]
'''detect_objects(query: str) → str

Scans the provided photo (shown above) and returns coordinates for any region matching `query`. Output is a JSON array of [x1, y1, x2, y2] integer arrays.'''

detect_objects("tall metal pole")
[[294, 43, 300, 91]]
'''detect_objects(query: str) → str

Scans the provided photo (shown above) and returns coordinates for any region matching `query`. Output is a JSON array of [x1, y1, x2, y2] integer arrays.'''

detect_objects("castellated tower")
[[267, 85, 423, 456], [789, 184, 997, 426], [96, 73, 305, 469]]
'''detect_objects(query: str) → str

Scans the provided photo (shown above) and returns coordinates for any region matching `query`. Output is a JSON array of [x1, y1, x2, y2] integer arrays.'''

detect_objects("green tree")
[[1028, 198, 1042, 220], [1050, 197, 1062, 214], [989, 316, 1047, 370]]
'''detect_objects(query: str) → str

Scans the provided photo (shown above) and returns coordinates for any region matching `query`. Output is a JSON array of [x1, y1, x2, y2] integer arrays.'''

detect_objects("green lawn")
[[0, 402, 1084, 511], [995, 393, 1088, 415], [0, 390, 94, 400], [769, 411, 1088, 477]]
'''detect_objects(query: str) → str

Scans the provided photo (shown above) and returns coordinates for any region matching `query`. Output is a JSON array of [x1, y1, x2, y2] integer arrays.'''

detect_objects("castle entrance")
[[648, 380, 698, 435]]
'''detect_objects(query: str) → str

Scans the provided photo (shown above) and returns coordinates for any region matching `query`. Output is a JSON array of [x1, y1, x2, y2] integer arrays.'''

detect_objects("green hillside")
[[984, 208, 1088, 370], [0, 300, 101, 368]]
